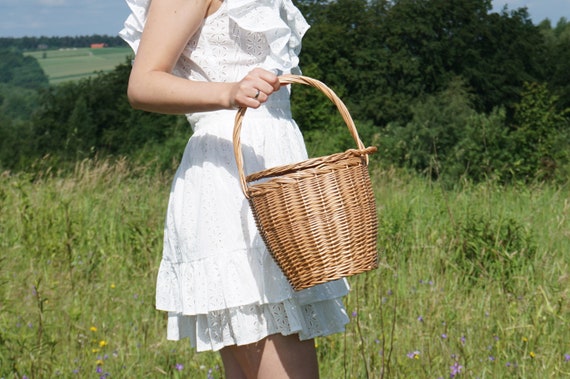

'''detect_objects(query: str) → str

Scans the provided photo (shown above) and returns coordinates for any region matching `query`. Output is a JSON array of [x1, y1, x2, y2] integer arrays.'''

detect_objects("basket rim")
[[233, 74, 375, 200], [246, 147, 377, 183]]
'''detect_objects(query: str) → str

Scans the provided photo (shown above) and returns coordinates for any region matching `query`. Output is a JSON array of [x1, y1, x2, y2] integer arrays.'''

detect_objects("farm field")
[[1, 160, 569, 378], [25, 47, 132, 84]]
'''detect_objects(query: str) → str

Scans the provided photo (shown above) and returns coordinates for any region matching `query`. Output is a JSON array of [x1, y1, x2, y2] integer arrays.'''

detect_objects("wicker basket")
[[233, 75, 378, 291]]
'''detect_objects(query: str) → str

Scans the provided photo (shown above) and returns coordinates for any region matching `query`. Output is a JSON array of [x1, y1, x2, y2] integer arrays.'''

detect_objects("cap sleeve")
[[227, 0, 310, 74], [118, 0, 150, 53]]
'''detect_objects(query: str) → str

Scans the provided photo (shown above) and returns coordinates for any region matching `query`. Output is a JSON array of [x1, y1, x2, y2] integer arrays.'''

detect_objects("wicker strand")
[[232, 74, 379, 290]]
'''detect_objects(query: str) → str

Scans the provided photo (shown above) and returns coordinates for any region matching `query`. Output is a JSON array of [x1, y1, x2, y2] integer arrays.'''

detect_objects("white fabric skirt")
[[156, 93, 350, 352]]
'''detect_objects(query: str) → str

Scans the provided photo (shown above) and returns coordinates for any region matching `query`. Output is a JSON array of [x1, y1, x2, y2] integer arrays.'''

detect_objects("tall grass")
[[1, 161, 568, 378]]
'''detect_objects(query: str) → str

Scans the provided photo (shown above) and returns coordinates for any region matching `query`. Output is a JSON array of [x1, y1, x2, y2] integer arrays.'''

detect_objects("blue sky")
[[0, 0, 568, 38]]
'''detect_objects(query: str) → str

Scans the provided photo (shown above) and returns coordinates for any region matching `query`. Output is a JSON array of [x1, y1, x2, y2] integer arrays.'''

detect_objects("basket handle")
[[233, 74, 368, 199]]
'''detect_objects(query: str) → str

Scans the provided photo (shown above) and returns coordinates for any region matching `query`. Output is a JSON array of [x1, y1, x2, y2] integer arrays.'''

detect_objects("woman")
[[120, 0, 350, 377]]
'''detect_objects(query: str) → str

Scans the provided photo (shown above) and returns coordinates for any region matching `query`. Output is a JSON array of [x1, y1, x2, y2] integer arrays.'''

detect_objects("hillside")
[[24, 47, 132, 84]]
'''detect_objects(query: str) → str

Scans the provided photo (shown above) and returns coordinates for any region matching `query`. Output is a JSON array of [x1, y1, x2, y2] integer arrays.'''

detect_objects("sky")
[[0, 0, 569, 38]]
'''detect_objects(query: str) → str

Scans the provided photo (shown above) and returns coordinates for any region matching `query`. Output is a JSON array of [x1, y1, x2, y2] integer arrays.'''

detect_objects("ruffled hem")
[[156, 247, 350, 315], [166, 297, 349, 352]]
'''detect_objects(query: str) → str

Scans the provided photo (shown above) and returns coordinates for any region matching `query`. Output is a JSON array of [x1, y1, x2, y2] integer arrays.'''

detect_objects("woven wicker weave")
[[233, 75, 378, 290]]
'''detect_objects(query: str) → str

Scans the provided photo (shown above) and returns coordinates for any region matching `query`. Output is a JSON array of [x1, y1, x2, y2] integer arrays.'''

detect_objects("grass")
[[0, 160, 569, 378], [24, 47, 132, 85]]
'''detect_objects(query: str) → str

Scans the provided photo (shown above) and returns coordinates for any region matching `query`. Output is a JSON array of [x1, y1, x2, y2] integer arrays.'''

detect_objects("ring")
[[254, 89, 260, 99]]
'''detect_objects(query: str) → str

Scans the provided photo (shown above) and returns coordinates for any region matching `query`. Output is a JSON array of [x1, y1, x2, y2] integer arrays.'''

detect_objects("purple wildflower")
[[175, 363, 184, 371], [460, 335, 466, 344], [407, 350, 420, 359], [565, 354, 570, 362], [417, 315, 424, 322], [441, 333, 448, 339], [450, 362, 463, 377]]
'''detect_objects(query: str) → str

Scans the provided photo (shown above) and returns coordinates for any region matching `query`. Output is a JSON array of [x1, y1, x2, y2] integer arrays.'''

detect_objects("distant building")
[[37, 44, 48, 50], [90, 43, 107, 49]]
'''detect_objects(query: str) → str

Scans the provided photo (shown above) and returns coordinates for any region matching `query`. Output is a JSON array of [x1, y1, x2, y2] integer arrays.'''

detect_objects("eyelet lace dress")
[[120, 0, 350, 352]]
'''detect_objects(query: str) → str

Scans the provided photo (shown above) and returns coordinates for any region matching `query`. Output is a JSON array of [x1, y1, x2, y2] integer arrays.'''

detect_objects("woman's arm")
[[126, 0, 280, 114]]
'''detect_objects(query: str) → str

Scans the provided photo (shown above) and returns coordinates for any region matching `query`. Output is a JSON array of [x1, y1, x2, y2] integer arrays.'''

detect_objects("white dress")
[[120, 0, 350, 352]]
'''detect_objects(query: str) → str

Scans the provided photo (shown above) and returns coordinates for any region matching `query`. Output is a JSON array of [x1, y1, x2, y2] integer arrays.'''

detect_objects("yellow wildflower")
[[529, 351, 536, 359], [99, 340, 108, 348], [90, 326, 97, 332]]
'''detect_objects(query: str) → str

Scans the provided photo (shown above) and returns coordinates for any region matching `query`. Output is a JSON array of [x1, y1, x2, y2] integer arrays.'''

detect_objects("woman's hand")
[[228, 68, 282, 109]]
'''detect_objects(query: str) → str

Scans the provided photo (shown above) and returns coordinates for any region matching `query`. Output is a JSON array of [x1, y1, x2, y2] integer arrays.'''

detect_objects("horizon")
[[0, 1, 568, 39]]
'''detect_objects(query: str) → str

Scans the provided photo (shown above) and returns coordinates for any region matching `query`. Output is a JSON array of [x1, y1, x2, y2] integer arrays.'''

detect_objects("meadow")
[[24, 47, 132, 85], [0, 159, 569, 378]]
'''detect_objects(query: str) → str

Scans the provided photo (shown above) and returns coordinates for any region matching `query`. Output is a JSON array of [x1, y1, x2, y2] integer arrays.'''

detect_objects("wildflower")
[[90, 326, 98, 332], [564, 353, 570, 362], [522, 337, 528, 342], [450, 362, 463, 377], [110, 283, 116, 289], [417, 315, 424, 322], [96, 359, 104, 366], [529, 351, 536, 359], [99, 340, 108, 348], [488, 356, 495, 362], [407, 351, 420, 359], [441, 334, 448, 339], [460, 335, 466, 344], [351, 311, 358, 318], [175, 363, 184, 371], [92, 348, 100, 353], [96, 366, 103, 374]]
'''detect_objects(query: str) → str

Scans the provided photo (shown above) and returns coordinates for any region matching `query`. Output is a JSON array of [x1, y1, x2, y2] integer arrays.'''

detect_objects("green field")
[[1, 160, 569, 378], [25, 47, 132, 85]]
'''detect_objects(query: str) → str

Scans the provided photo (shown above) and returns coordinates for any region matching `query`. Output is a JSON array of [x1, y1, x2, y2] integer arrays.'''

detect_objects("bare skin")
[[128, 1, 318, 378], [219, 334, 319, 379], [127, 0, 281, 114]]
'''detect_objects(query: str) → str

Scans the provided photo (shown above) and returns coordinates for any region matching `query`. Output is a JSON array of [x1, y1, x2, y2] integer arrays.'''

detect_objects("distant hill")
[[24, 46, 132, 84]]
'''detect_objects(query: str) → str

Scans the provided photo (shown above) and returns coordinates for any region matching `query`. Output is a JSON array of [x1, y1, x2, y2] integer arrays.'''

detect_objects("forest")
[[1, 0, 570, 184]]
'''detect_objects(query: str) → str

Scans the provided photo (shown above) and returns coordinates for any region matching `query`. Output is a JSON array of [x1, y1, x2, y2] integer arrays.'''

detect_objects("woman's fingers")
[[231, 68, 281, 108]]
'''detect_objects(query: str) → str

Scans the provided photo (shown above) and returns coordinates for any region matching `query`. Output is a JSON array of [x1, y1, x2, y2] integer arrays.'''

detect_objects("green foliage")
[[0, 49, 48, 89], [451, 212, 536, 291], [19, 59, 189, 172], [2, 163, 569, 377], [1, 1, 570, 185], [509, 82, 570, 182]]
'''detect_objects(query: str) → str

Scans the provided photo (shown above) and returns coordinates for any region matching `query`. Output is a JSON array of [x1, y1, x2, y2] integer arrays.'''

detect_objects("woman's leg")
[[220, 334, 319, 379]]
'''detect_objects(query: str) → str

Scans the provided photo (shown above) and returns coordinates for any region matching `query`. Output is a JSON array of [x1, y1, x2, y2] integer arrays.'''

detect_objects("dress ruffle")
[[118, 0, 149, 52], [119, 0, 310, 74], [226, 0, 309, 74], [168, 298, 349, 352]]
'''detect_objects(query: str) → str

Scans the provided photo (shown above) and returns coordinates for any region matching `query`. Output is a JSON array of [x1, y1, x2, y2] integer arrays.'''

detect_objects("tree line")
[[0, 35, 126, 51], [1, 0, 569, 184]]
